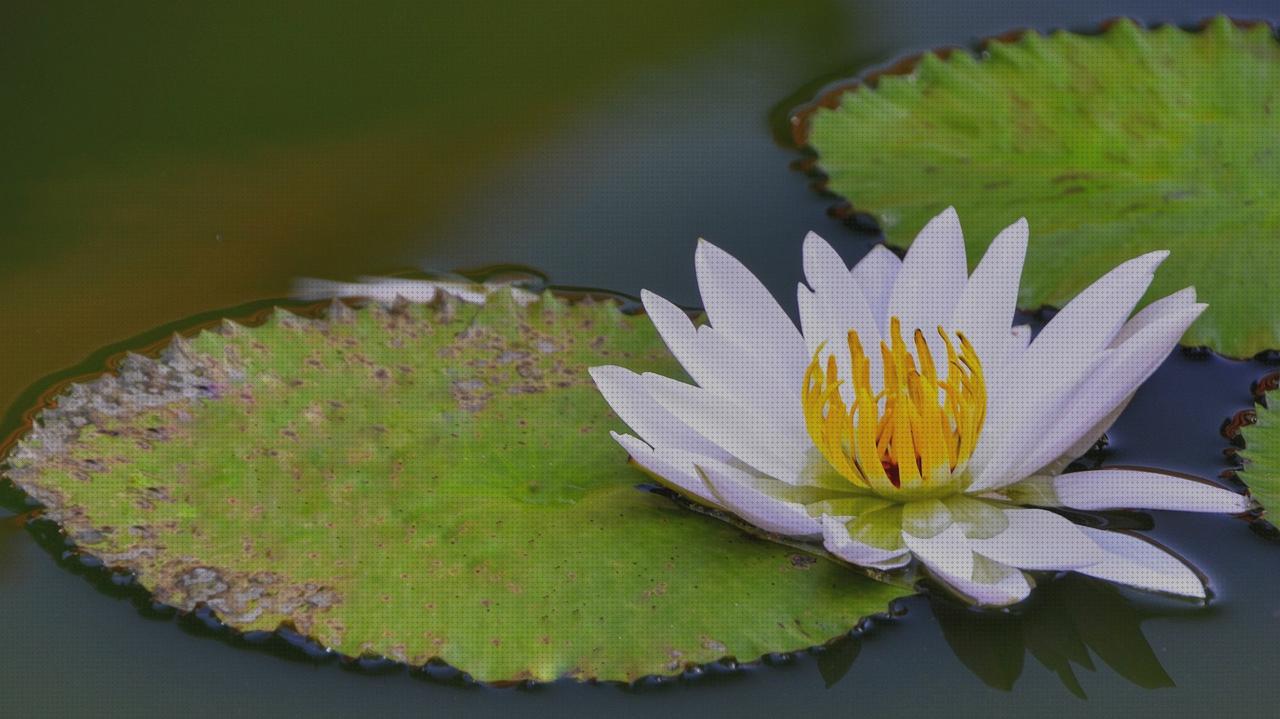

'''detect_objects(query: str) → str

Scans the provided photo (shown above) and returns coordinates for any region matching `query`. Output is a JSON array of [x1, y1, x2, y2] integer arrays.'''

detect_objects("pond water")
[[2, 1, 1279, 715]]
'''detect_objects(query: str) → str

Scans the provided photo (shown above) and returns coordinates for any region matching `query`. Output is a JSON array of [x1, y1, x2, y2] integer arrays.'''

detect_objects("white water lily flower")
[[591, 208, 1252, 606]]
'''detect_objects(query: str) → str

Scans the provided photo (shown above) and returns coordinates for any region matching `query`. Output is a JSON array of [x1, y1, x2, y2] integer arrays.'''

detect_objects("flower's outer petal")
[[887, 207, 969, 368], [975, 298, 1201, 490], [802, 232, 852, 298], [1019, 250, 1168, 364], [968, 349, 1110, 491], [796, 284, 821, 348], [942, 555, 1034, 607], [1073, 527, 1206, 599], [1112, 287, 1198, 347], [1046, 469, 1252, 513], [1010, 324, 1032, 352], [981, 251, 1165, 422], [967, 508, 1103, 570], [642, 373, 809, 483], [1036, 398, 1132, 476], [1006, 303, 1205, 482], [640, 289, 699, 351], [641, 290, 805, 436], [821, 516, 911, 569], [611, 432, 723, 507], [975, 251, 1180, 481], [907, 524, 1033, 606], [694, 239, 807, 386], [950, 217, 1028, 370], [980, 324, 1033, 391], [589, 366, 730, 460], [850, 244, 901, 329], [1025, 293, 1204, 476], [697, 462, 822, 538], [903, 522, 974, 584]]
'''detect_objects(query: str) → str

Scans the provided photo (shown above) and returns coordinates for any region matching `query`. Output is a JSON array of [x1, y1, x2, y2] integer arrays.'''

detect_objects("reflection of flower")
[[931, 576, 1175, 697], [816, 577, 1176, 697], [591, 208, 1250, 606]]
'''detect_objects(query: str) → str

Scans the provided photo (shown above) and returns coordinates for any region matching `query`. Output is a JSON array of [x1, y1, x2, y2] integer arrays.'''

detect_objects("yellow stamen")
[[801, 317, 986, 499]]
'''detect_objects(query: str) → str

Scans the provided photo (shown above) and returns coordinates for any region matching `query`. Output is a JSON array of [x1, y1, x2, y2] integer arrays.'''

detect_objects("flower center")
[[801, 317, 986, 499]]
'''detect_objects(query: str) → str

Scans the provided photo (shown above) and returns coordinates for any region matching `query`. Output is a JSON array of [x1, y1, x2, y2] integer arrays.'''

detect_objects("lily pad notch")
[[3, 291, 909, 683]]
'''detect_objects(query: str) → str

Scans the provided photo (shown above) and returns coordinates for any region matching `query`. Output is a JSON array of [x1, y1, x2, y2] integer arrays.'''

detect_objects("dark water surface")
[[3, 2, 1279, 716]]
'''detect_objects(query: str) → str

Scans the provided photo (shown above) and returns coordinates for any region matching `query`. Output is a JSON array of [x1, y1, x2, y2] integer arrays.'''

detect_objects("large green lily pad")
[[3, 292, 908, 682], [1240, 386, 1280, 519], [802, 16, 1280, 357]]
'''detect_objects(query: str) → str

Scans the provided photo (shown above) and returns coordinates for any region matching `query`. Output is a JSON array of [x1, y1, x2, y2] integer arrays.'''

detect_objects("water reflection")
[[0, 512, 31, 585], [933, 577, 1174, 697], [818, 577, 1174, 697], [813, 634, 863, 689]]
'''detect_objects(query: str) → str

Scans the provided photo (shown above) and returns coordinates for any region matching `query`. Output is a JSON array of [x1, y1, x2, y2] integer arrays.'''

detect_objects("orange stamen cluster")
[[801, 317, 986, 498]]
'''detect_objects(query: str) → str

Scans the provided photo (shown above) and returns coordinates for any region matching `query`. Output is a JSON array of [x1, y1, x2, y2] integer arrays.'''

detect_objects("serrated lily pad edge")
[[789, 15, 1275, 147], [1, 295, 913, 685], [1235, 371, 1280, 529], [787, 15, 1280, 357]]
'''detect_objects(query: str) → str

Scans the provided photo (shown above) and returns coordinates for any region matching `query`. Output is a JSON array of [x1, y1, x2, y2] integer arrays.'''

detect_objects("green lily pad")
[[802, 16, 1280, 357], [1240, 385, 1280, 518], [3, 292, 908, 682]]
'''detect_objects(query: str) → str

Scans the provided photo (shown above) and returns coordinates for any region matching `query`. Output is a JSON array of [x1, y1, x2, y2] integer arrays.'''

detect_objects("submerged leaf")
[[803, 16, 1280, 357], [3, 291, 908, 682]]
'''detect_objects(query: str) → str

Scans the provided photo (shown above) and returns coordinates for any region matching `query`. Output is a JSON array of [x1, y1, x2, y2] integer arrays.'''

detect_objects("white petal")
[[903, 521, 974, 582], [907, 523, 1034, 606], [850, 244, 901, 327], [642, 290, 805, 435], [821, 516, 911, 569], [611, 432, 723, 507], [641, 288, 699, 353], [937, 555, 1034, 607], [799, 234, 884, 389], [694, 240, 807, 385], [1035, 395, 1132, 476], [975, 298, 1200, 489], [641, 373, 808, 483], [1048, 469, 1252, 513], [1021, 251, 1168, 363], [886, 207, 969, 356], [968, 349, 1110, 491], [1010, 324, 1032, 353], [1112, 287, 1198, 347], [950, 217, 1028, 369], [697, 462, 822, 537], [967, 508, 1103, 570], [797, 278, 883, 401], [1008, 303, 1205, 481], [1074, 527, 1206, 599], [987, 324, 1034, 382], [589, 365, 730, 459], [802, 232, 852, 297]]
